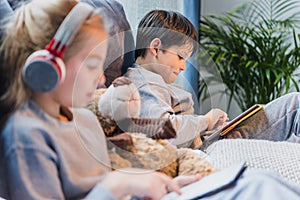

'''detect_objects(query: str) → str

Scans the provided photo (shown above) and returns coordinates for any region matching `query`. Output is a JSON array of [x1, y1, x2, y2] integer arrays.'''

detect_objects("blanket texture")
[[207, 139, 300, 184]]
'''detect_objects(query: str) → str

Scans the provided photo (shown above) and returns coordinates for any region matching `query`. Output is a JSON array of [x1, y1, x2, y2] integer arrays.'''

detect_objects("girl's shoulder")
[[1, 102, 71, 151], [2, 104, 54, 139], [0, 107, 56, 158]]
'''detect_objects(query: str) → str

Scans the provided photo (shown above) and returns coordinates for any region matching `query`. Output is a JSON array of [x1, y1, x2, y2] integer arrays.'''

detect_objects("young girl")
[[0, 1, 198, 199]]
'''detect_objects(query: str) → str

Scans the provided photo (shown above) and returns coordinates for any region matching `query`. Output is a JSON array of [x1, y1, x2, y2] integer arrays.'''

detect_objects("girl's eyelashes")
[[86, 64, 99, 69], [84, 60, 103, 69]]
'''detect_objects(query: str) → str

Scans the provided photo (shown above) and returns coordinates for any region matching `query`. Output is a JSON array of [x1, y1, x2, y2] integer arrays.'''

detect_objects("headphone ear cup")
[[23, 50, 66, 93]]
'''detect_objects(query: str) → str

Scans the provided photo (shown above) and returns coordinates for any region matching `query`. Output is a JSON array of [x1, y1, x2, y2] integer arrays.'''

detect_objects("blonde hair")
[[0, 0, 105, 126]]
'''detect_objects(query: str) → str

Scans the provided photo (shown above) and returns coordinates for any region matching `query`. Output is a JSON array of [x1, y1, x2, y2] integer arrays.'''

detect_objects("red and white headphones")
[[22, 3, 94, 92]]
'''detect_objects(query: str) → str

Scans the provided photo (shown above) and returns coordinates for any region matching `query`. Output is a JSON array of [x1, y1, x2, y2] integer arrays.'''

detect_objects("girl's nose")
[[97, 74, 106, 88]]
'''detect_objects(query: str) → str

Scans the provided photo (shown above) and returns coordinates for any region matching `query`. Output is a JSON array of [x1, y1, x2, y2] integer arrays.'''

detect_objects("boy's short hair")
[[135, 9, 198, 60]]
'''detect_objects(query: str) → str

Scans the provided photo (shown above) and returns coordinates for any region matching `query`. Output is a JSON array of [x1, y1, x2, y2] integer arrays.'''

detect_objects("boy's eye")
[[178, 55, 184, 60]]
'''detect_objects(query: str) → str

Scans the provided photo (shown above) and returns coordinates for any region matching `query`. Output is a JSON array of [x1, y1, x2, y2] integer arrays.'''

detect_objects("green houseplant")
[[198, 0, 300, 111]]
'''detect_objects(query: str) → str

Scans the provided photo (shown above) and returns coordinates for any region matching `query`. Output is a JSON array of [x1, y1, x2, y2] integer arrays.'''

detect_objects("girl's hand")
[[171, 174, 201, 188], [101, 170, 181, 200]]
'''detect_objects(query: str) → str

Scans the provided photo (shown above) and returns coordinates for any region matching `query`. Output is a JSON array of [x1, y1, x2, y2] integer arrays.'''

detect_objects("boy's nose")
[[180, 62, 186, 71]]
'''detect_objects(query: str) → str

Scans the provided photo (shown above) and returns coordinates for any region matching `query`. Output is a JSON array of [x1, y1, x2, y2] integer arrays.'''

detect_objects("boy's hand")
[[205, 109, 229, 131], [112, 76, 132, 87]]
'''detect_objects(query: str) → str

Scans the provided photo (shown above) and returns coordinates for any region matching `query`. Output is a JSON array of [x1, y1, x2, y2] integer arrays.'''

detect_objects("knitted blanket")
[[206, 139, 300, 184]]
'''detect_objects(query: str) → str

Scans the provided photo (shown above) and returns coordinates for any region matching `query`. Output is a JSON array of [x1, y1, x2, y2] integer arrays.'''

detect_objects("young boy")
[[124, 10, 228, 148], [123, 9, 300, 149]]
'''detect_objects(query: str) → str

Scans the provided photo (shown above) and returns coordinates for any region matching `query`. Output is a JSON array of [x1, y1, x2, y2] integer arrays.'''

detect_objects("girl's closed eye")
[[86, 64, 100, 69], [84, 57, 103, 70]]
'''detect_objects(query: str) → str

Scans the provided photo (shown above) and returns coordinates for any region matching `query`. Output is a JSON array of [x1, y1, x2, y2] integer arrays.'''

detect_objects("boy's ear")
[[149, 38, 162, 57]]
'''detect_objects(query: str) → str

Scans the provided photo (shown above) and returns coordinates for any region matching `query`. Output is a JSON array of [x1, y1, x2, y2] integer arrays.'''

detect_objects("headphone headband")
[[23, 2, 95, 92], [45, 3, 94, 57]]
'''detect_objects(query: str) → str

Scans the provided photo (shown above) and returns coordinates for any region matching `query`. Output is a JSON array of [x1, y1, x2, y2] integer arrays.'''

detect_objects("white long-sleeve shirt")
[[125, 64, 209, 147]]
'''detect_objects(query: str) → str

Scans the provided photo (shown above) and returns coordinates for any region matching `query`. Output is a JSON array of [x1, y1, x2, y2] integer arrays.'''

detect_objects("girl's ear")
[[149, 38, 162, 57]]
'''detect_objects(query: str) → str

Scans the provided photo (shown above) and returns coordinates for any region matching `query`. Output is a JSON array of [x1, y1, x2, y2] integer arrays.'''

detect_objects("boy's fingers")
[[113, 78, 132, 87]]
